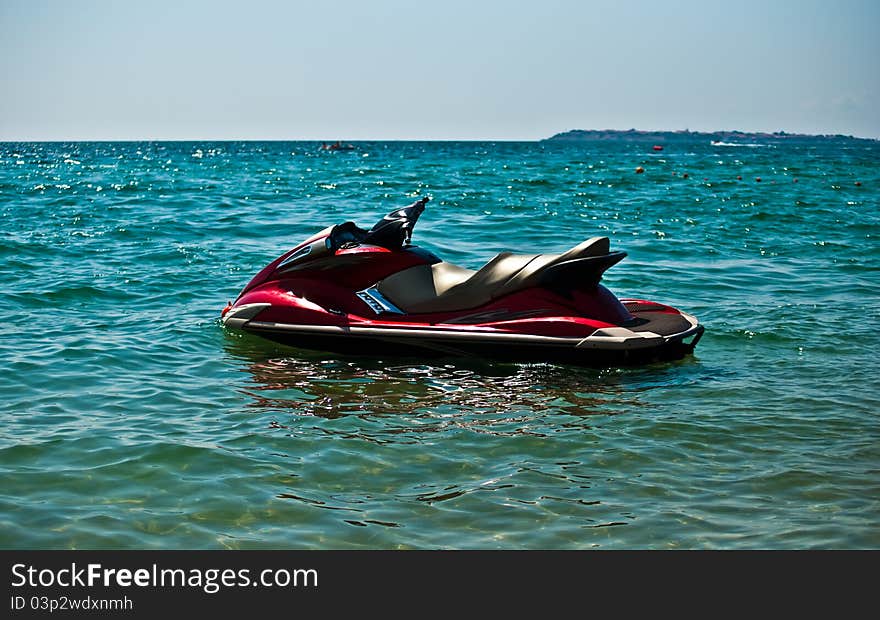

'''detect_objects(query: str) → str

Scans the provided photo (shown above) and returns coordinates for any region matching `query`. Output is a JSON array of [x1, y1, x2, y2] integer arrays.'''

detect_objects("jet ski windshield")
[[363, 197, 428, 250]]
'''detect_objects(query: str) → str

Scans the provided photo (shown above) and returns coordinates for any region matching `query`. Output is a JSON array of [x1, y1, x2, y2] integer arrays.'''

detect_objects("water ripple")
[[1, 140, 878, 549]]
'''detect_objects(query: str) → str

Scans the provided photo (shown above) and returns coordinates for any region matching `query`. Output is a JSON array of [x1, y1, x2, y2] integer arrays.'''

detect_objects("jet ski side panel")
[[225, 281, 703, 367]]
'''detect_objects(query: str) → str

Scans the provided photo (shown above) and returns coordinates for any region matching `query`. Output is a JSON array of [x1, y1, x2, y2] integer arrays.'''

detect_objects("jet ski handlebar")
[[363, 197, 429, 249], [327, 197, 429, 252]]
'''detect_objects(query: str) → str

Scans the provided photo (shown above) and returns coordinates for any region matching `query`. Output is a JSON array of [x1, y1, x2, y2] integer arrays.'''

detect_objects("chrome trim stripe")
[[247, 321, 582, 344]]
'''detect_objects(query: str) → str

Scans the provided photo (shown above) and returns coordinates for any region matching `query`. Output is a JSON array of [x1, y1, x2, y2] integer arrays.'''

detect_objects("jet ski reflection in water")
[[222, 197, 703, 366]]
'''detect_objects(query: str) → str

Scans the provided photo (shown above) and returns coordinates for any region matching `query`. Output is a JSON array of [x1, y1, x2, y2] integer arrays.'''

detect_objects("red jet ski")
[[222, 197, 703, 366]]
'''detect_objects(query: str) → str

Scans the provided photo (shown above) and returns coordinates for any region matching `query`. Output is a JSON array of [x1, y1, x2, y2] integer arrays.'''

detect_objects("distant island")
[[544, 129, 877, 144]]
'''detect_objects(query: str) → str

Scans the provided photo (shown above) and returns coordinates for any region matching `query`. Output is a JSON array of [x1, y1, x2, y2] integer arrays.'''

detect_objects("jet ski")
[[221, 197, 703, 366]]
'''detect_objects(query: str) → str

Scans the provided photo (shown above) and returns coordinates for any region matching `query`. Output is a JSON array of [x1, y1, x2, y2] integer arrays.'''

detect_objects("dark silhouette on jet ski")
[[320, 141, 355, 151], [222, 197, 703, 366]]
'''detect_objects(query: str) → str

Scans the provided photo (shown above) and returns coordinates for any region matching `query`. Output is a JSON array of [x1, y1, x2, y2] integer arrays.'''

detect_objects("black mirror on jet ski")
[[363, 197, 429, 250]]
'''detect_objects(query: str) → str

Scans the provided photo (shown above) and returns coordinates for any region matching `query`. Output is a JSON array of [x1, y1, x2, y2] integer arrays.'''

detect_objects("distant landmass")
[[544, 129, 877, 144]]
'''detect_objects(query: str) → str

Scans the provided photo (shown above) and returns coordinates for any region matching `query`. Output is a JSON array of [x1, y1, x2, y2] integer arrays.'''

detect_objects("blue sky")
[[1, 0, 878, 140]]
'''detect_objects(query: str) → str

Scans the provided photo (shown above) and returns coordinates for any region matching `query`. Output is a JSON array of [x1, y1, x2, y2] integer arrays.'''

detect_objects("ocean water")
[[1, 139, 877, 549]]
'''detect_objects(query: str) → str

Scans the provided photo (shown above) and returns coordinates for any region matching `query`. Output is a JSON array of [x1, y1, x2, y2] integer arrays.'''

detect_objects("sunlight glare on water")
[[0, 139, 878, 548]]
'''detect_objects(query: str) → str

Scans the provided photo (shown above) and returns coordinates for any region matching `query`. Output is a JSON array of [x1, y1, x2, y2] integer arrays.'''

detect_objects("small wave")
[[710, 141, 771, 148]]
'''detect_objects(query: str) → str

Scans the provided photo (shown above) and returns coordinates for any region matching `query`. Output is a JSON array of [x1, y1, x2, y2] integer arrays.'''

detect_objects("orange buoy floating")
[[652, 145, 663, 151], [635, 166, 645, 174]]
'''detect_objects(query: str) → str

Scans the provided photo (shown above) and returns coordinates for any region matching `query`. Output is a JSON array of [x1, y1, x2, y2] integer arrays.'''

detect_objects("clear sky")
[[1, 0, 878, 140]]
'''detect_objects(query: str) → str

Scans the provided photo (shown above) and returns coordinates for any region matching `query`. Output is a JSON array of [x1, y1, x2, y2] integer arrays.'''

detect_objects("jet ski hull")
[[239, 323, 702, 366], [222, 297, 703, 367]]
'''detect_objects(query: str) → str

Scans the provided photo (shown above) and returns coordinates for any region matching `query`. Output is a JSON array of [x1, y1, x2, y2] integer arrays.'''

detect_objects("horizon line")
[[2, 128, 878, 143]]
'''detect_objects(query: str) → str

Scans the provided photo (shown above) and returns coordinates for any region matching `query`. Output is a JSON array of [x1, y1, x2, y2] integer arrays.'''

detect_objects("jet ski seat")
[[377, 237, 613, 313]]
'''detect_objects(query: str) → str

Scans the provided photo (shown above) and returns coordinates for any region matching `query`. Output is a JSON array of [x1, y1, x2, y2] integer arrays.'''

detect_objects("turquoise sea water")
[[1, 139, 877, 549]]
